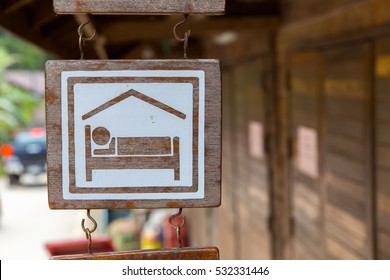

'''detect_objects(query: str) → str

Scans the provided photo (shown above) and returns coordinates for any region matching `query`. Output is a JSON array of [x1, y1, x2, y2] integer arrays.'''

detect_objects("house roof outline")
[[82, 89, 187, 121]]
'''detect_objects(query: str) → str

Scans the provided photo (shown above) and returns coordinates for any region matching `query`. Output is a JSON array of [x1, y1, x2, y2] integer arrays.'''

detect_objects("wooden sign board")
[[45, 59, 221, 209], [51, 247, 219, 260], [53, 0, 225, 15]]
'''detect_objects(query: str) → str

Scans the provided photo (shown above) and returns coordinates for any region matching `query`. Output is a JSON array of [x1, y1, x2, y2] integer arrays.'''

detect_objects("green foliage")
[[0, 31, 44, 175], [0, 30, 52, 70], [0, 47, 38, 144]]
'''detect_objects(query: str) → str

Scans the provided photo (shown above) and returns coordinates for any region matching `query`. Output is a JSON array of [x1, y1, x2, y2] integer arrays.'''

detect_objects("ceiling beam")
[[0, 10, 69, 58], [32, 0, 58, 30], [226, 0, 280, 16], [100, 16, 279, 44], [1, 0, 33, 15]]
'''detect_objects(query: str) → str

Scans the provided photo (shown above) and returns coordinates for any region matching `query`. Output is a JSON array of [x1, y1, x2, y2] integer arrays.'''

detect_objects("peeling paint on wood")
[[51, 247, 220, 260], [53, 0, 225, 15]]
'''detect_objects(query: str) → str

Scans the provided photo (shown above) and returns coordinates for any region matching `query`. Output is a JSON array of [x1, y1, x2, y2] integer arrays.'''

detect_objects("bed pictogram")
[[82, 89, 186, 182]]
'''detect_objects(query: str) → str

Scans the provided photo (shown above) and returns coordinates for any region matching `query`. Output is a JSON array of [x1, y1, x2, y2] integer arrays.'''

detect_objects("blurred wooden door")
[[288, 51, 324, 259], [288, 43, 375, 259], [322, 44, 374, 259], [229, 56, 273, 259]]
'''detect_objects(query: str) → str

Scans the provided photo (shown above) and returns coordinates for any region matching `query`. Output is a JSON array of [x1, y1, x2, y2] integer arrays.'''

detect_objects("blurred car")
[[1, 128, 46, 185]]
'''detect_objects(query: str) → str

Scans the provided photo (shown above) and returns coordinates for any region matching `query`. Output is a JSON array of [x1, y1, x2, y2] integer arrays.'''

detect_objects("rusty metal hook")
[[173, 14, 191, 58], [169, 208, 186, 248], [81, 209, 97, 234], [78, 17, 96, 59], [81, 209, 97, 254]]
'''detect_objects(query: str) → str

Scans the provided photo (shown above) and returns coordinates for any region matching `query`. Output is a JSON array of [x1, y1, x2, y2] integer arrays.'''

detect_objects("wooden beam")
[[40, 17, 101, 59], [51, 247, 220, 260], [53, 0, 225, 15], [0, 11, 69, 59], [32, 0, 58, 30], [226, 0, 279, 16], [1, 0, 33, 14], [279, 0, 390, 51], [119, 43, 160, 59], [100, 16, 279, 44], [118, 39, 203, 59]]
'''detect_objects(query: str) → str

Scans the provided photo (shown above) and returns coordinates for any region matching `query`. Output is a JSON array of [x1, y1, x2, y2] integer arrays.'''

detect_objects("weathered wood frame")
[[51, 247, 219, 260], [53, 0, 225, 15], [45, 59, 221, 209]]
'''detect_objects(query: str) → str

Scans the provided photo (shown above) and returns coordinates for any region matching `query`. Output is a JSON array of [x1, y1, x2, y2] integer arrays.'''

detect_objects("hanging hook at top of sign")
[[173, 14, 191, 58], [78, 18, 96, 59], [173, 14, 191, 42]]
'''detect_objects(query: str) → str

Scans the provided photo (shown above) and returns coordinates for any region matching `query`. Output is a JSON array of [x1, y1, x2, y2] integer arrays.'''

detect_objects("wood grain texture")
[[217, 69, 236, 259], [53, 0, 225, 15], [375, 37, 390, 259], [323, 44, 373, 259], [279, 0, 390, 51], [288, 51, 324, 260], [51, 247, 219, 260], [45, 59, 221, 209], [282, 0, 357, 24], [278, 0, 390, 261], [232, 58, 272, 259], [288, 44, 375, 260]]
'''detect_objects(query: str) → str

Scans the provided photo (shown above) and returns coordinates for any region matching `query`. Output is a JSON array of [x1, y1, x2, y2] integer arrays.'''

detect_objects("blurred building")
[[1, 0, 389, 259], [5, 71, 44, 98]]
